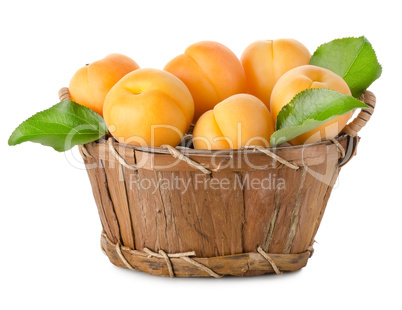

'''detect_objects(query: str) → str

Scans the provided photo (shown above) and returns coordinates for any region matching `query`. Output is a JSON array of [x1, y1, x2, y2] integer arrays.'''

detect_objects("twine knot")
[[241, 145, 299, 170], [142, 248, 222, 278], [161, 144, 211, 175]]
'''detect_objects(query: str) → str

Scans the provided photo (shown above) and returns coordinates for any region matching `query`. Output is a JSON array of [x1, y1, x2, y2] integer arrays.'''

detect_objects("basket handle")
[[58, 87, 70, 101], [338, 90, 376, 167], [342, 90, 376, 137]]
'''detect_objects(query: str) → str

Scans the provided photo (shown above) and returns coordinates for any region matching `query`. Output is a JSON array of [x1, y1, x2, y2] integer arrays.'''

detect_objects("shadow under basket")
[[59, 88, 376, 278]]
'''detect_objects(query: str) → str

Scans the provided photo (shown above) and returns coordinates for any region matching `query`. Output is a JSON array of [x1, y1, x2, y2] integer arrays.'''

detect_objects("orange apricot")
[[69, 53, 140, 116], [270, 65, 352, 145], [103, 68, 194, 147], [240, 39, 311, 110], [193, 94, 274, 150], [164, 41, 247, 122]]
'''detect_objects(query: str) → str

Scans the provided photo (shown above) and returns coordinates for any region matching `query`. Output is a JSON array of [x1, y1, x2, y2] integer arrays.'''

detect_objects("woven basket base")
[[101, 233, 312, 277]]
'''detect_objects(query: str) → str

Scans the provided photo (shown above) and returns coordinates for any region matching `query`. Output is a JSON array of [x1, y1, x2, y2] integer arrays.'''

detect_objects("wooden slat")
[[83, 145, 120, 244], [290, 149, 340, 253], [103, 158, 135, 249], [241, 170, 278, 253]]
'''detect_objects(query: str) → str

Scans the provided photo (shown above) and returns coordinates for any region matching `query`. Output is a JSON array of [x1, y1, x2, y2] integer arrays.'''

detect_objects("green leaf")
[[310, 36, 382, 98], [270, 88, 368, 147], [8, 100, 108, 152]]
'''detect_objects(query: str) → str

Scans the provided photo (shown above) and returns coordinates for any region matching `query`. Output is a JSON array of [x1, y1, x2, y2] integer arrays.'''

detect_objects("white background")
[[1, 0, 401, 309]]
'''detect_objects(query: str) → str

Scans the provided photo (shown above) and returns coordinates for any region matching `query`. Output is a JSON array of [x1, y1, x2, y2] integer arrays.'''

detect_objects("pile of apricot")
[[69, 39, 351, 149]]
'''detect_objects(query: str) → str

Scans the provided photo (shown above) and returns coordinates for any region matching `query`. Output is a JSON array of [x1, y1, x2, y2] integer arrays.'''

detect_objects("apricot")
[[164, 41, 247, 122], [103, 68, 194, 147], [240, 39, 311, 109], [193, 94, 274, 150], [69, 53, 140, 116], [270, 65, 352, 145]]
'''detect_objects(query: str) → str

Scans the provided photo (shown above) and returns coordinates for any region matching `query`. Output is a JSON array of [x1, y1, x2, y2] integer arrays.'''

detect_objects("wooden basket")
[[59, 88, 375, 277]]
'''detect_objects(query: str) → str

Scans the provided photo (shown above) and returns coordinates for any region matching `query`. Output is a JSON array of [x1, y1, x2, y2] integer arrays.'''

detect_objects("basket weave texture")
[[59, 88, 375, 277]]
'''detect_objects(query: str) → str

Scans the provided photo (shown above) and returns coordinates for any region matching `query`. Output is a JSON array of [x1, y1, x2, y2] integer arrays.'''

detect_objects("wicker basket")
[[59, 88, 375, 277]]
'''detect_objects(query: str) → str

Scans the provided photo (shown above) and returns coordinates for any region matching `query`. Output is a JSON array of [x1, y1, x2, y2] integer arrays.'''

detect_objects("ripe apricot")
[[103, 68, 194, 147], [69, 53, 140, 116], [164, 41, 247, 122], [240, 39, 311, 110], [193, 94, 274, 150], [270, 65, 352, 145]]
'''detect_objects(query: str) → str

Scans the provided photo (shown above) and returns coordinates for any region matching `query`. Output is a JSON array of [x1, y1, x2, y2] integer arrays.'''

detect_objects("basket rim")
[[93, 133, 350, 156]]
